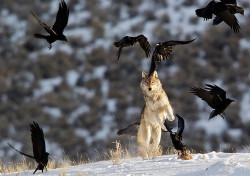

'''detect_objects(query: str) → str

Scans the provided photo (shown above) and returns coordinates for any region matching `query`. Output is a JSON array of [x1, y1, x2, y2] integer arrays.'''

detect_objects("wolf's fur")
[[137, 71, 175, 158]]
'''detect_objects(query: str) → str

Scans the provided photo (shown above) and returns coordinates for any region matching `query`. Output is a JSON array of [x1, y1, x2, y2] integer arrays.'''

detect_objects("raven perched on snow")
[[31, 0, 69, 49], [117, 122, 140, 137], [113, 34, 151, 62], [164, 114, 186, 153], [196, 0, 244, 33], [152, 39, 196, 62], [190, 84, 234, 120], [8, 121, 49, 174]]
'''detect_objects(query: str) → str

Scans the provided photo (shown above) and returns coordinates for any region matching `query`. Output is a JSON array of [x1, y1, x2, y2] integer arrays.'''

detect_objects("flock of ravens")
[[7, 0, 244, 174]]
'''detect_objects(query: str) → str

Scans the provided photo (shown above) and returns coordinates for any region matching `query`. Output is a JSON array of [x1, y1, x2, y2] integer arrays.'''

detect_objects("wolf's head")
[[140, 70, 162, 95]]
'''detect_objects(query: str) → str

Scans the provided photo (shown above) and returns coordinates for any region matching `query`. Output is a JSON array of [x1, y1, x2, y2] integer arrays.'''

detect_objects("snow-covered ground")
[[4, 152, 250, 176]]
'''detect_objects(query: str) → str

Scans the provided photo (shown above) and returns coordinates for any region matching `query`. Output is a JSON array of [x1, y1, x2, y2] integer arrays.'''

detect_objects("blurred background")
[[0, 0, 249, 164]]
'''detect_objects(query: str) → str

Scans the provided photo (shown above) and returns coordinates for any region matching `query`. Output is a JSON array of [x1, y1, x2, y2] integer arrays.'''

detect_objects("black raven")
[[164, 114, 186, 153], [8, 121, 49, 174], [31, 0, 69, 49], [190, 84, 235, 120], [117, 122, 140, 137], [152, 39, 196, 62], [196, 0, 244, 33], [113, 34, 151, 62]]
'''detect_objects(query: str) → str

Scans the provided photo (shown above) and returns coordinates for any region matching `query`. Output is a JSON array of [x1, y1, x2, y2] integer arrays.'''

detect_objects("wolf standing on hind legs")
[[137, 70, 175, 159]]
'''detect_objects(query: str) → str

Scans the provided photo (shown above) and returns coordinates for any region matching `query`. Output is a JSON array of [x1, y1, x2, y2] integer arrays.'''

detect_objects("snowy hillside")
[[5, 152, 250, 176]]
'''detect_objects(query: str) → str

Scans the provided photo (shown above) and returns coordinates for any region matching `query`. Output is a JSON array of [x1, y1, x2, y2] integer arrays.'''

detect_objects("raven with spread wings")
[[196, 0, 244, 33], [113, 34, 151, 62], [190, 84, 234, 120], [152, 39, 196, 62], [8, 121, 49, 174], [31, 0, 69, 49]]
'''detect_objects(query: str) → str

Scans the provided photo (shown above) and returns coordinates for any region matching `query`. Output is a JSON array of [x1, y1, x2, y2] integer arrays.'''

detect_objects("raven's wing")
[[52, 0, 69, 34], [8, 143, 35, 159], [153, 39, 195, 62], [31, 11, 57, 36], [30, 121, 46, 161], [213, 16, 224, 25], [176, 114, 185, 137], [136, 35, 151, 58], [195, 1, 215, 20], [164, 120, 173, 133], [117, 47, 123, 62], [190, 86, 217, 108], [220, 0, 237, 5], [217, 9, 240, 33], [205, 84, 227, 103], [113, 36, 137, 62]]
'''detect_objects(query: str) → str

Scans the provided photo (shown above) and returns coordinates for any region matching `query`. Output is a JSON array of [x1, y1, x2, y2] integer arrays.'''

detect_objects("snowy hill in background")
[[5, 152, 250, 176]]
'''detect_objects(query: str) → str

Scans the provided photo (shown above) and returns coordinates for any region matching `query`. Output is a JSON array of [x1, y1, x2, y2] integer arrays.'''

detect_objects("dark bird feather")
[[113, 34, 151, 62], [8, 121, 49, 174], [31, 0, 69, 49], [195, 0, 244, 33], [190, 84, 234, 120], [152, 39, 196, 62]]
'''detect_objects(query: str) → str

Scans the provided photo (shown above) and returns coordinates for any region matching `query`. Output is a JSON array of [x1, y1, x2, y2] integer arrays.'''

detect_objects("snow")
[[7, 152, 250, 176], [65, 27, 93, 43], [93, 114, 115, 141], [74, 128, 91, 145], [240, 89, 250, 123], [0, 9, 27, 43], [69, 11, 91, 26], [195, 115, 228, 135], [66, 70, 80, 87], [104, 16, 145, 37], [43, 107, 62, 119], [227, 129, 242, 139], [67, 104, 90, 125], [126, 106, 141, 116], [45, 140, 63, 160], [239, 39, 250, 51], [0, 139, 22, 158], [106, 99, 117, 113], [33, 77, 63, 98], [74, 87, 95, 99], [93, 66, 107, 79]]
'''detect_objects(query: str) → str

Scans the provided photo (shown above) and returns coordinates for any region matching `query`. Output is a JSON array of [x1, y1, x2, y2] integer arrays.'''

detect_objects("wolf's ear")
[[142, 71, 148, 78], [152, 70, 158, 78]]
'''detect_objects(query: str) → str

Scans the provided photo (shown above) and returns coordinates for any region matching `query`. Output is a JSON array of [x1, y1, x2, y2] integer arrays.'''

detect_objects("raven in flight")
[[164, 114, 186, 153], [117, 122, 140, 137], [113, 34, 151, 62], [152, 39, 196, 62], [8, 121, 49, 174], [31, 0, 69, 49], [196, 0, 244, 33], [190, 84, 234, 120]]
